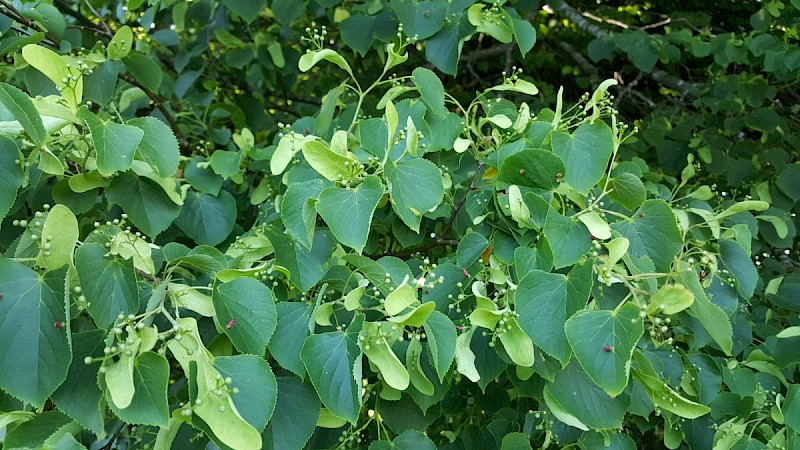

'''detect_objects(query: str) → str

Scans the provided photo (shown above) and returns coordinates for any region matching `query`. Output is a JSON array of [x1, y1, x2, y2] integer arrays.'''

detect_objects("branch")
[[52, 0, 110, 36], [548, 0, 701, 97], [558, 41, 601, 85], [0, 0, 59, 46], [460, 44, 515, 64]]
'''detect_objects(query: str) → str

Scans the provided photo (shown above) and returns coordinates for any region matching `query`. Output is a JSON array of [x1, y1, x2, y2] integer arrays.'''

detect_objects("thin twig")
[[81, 0, 113, 36], [100, 422, 126, 450]]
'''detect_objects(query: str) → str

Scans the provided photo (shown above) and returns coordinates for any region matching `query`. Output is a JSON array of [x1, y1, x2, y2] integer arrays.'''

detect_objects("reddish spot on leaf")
[[456, 326, 465, 331], [462, 268, 469, 278], [54, 321, 64, 329], [226, 318, 236, 329], [602, 345, 613, 352], [589, 234, 596, 240], [639, 213, 644, 218], [425, 289, 430, 294], [0, 293, 4, 300]]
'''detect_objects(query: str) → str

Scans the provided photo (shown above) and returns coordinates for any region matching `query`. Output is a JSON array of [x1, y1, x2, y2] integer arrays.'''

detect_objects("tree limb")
[[548, 0, 701, 97]]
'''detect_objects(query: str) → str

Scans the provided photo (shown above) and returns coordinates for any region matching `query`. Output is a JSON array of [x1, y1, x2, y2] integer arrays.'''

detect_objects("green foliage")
[[0, 0, 798, 449]]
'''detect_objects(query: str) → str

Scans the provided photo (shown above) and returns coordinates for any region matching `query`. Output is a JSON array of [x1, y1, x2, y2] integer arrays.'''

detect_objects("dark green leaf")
[[128, 117, 180, 176], [515, 270, 572, 365], [340, 12, 398, 56], [262, 376, 321, 450], [0, 137, 24, 224], [425, 13, 474, 75], [317, 175, 383, 252], [271, 301, 313, 377], [0, 262, 69, 407], [280, 179, 324, 250], [51, 329, 106, 435], [412, 67, 447, 117], [176, 189, 237, 246], [544, 362, 630, 429], [213, 277, 277, 355], [123, 53, 163, 92], [78, 107, 143, 176], [108, 352, 170, 427], [301, 331, 361, 422], [385, 159, 443, 232], [105, 172, 182, 238], [75, 242, 140, 329], [0, 82, 46, 146], [391, 0, 447, 40], [611, 200, 682, 273], [550, 122, 614, 195], [544, 210, 591, 269], [423, 311, 456, 381], [223, 0, 266, 23], [608, 173, 647, 210], [215, 354, 277, 432], [497, 148, 566, 191], [265, 228, 335, 292]]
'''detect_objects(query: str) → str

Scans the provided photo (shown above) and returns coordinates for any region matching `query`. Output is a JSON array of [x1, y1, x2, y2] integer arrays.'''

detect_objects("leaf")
[[302, 139, 355, 181], [425, 13, 474, 75], [298, 48, 354, 78], [77, 107, 143, 176], [262, 376, 321, 450], [281, 179, 325, 250], [611, 200, 682, 273], [301, 331, 362, 422], [105, 172, 182, 238], [315, 86, 344, 138], [0, 262, 69, 407], [578, 211, 611, 240], [515, 270, 572, 365], [51, 329, 106, 435], [36, 204, 79, 271], [608, 173, 647, 210], [544, 362, 630, 430], [385, 278, 418, 316], [109, 352, 170, 427], [272, 302, 313, 377], [369, 430, 437, 450], [107, 25, 133, 60], [385, 158, 444, 232], [0, 82, 46, 146], [2, 411, 72, 449], [497, 148, 565, 191], [457, 231, 490, 268], [215, 354, 277, 432], [646, 283, 694, 315], [502, 432, 533, 450], [498, 316, 535, 367], [317, 175, 383, 253], [221, 0, 266, 23], [391, 0, 447, 40], [511, 17, 536, 56], [784, 384, 800, 435], [37, 146, 64, 175], [22, 44, 82, 108], [423, 311, 456, 381], [128, 117, 180, 176], [213, 277, 277, 355], [265, 228, 335, 292], [362, 322, 409, 390], [412, 67, 447, 117], [75, 242, 140, 329], [544, 210, 592, 269], [123, 53, 163, 92], [551, 122, 614, 195], [340, 12, 398, 56], [565, 303, 644, 395], [455, 328, 480, 382], [0, 137, 24, 223], [632, 368, 710, 419], [678, 262, 733, 355], [175, 189, 237, 246], [406, 337, 434, 395], [712, 200, 769, 221], [718, 239, 757, 300]]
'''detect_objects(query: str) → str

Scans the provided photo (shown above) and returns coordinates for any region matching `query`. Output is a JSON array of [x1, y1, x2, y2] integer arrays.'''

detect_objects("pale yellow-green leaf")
[[455, 328, 480, 382], [36, 204, 78, 271], [578, 211, 611, 240], [384, 276, 417, 316]]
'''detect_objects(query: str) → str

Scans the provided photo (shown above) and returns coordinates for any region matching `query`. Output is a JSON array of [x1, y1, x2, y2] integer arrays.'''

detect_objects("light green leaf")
[[632, 367, 710, 419], [316, 175, 383, 252], [301, 331, 362, 422], [407, 337, 434, 395], [302, 138, 356, 181], [551, 122, 614, 195], [455, 327, 480, 382], [34, 204, 78, 271], [387, 301, 436, 327], [713, 200, 769, 221], [0, 82, 46, 146], [385, 277, 418, 316], [75, 242, 140, 329], [611, 200, 682, 273], [22, 44, 83, 109], [107, 25, 133, 60], [498, 316, 535, 367], [213, 277, 277, 355], [578, 211, 611, 240], [646, 283, 694, 315], [38, 146, 64, 175], [0, 262, 69, 407], [565, 303, 644, 395], [361, 322, 409, 390], [298, 48, 354, 78]]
